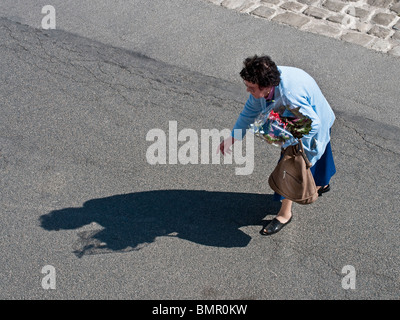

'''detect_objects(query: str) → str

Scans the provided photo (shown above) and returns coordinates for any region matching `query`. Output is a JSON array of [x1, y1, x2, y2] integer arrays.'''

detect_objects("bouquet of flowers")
[[249, 108, 312, 146]]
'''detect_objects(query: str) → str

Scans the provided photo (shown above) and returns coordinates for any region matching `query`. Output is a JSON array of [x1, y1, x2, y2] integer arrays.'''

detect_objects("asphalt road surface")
[[0, 0, 399, 300]]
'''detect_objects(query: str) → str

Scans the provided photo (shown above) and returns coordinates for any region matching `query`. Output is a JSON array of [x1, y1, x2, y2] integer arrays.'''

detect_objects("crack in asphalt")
[[1, 16, 399, 299], [4, 16, 397, 160], [0, 17, 244, 110], [336, 116, 400, 156]]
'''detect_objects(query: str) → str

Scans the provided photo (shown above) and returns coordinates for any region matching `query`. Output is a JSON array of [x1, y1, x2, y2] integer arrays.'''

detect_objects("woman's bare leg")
[[276, 199, 293, 223]]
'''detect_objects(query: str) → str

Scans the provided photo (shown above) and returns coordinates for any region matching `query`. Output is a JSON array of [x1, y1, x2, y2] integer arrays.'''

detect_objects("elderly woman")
[[218, 55, 336, 235]]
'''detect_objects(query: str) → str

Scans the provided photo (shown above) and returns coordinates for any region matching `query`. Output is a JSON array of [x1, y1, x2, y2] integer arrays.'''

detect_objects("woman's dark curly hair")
[[240, 55, 281, 88]]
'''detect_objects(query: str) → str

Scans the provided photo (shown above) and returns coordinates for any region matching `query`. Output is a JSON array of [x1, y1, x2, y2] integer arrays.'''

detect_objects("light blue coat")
[[232, 66, 335, 166]]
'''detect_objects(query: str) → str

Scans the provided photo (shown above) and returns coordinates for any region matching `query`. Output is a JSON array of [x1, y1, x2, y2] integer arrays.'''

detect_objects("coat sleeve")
[[283, 91, 322, 165], [231, 94, 263, 140]]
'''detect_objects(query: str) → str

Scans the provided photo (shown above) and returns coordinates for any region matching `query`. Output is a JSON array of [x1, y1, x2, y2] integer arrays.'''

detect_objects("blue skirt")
[[273, 141, 336, 201]]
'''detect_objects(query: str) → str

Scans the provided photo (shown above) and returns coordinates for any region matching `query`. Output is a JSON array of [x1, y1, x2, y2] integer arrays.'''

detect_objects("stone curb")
[[205, 0, 400, 57]]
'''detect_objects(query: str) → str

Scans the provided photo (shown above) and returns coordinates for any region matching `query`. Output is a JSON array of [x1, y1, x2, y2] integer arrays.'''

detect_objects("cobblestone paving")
[[206, 0, 400, 57]]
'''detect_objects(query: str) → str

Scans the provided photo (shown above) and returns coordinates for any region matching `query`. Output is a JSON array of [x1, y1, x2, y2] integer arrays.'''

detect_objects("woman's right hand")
[[217, 137, 236, 156]]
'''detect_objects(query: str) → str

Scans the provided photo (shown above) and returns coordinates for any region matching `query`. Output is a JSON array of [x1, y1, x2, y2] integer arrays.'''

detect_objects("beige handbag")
[[268, 140, 318, 204]]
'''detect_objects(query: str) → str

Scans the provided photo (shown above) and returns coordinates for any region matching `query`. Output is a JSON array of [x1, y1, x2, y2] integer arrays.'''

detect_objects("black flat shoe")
[[318, 184, 330, 196], [260, 217, 292, 236]]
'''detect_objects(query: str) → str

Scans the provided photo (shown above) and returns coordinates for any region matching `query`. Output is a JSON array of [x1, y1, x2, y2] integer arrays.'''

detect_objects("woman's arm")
[[218, 94, 262, 155], [231, 94, 263, 140]]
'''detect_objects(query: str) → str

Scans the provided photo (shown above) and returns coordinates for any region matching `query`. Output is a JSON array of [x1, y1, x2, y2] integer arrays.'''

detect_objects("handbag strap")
[[296, 140, 312, 169], [281, 104, 312, 169]]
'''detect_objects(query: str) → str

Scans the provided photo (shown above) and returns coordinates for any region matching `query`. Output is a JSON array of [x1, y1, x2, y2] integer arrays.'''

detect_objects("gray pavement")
[[0, 0, 399, 300], [210, 0, 400, 57]]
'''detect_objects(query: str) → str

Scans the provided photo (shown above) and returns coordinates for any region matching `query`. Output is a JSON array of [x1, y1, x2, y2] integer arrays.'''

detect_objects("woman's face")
[[243, 80, 272, 99]]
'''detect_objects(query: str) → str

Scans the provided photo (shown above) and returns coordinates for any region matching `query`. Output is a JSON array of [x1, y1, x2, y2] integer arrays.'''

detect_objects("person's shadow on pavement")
[[40, 190, 279, 257]]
